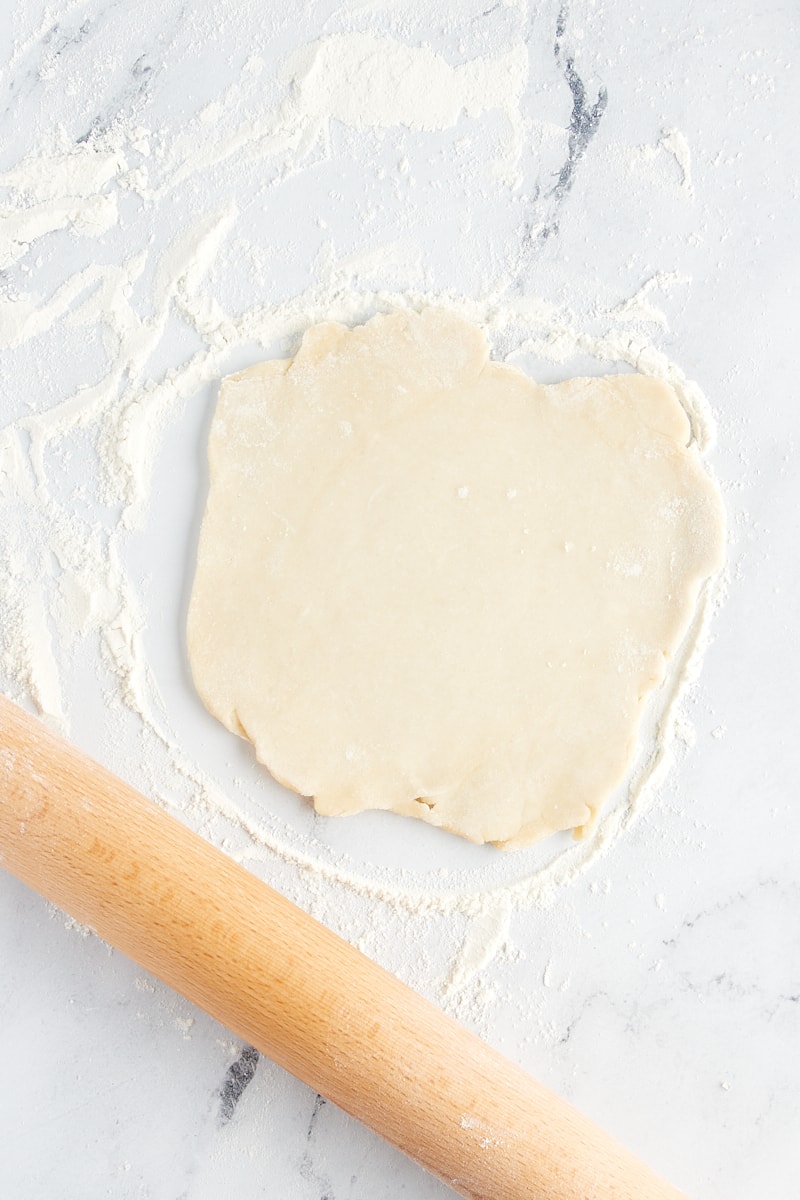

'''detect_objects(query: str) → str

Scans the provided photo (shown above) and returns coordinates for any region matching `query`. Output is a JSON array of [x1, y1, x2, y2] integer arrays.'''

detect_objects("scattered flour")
[[447, 900, 512, 994], [660, 127, 695, 199], [283, 35, 528, 134], [0, 23, 725, 1020]]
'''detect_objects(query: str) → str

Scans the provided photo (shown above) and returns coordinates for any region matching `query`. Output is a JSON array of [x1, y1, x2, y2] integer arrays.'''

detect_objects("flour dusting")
[[0, 18, 726, 1021]]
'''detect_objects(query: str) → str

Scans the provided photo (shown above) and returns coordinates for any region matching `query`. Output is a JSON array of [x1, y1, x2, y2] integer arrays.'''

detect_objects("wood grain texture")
[[0, 695, 685, 1200]]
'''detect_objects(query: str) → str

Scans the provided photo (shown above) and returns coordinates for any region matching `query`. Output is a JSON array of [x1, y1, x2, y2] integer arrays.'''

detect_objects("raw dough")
[[188, 309, 725, 848]]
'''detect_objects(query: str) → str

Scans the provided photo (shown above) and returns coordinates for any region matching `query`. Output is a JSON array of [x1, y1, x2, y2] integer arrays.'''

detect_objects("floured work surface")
[[188, 309, 725, 848]]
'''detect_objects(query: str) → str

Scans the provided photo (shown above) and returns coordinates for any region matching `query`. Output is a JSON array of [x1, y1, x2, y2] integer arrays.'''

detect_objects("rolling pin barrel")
[[0, 695, 685, 1200]]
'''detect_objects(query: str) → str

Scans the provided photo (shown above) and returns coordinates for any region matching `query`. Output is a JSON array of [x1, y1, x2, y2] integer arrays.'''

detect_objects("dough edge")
[[187, 307, 726, 850]]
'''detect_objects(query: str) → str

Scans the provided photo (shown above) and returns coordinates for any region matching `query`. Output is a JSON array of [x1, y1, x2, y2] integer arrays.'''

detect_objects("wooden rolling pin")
[[0, 695, 684, 1200]]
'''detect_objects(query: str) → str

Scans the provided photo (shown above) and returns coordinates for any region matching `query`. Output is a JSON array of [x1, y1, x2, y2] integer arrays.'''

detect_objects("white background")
[[0, 2, 798, 1198]]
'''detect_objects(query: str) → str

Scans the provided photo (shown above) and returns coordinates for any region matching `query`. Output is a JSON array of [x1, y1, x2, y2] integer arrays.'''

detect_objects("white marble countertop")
[[0, 2, 798, 1198]]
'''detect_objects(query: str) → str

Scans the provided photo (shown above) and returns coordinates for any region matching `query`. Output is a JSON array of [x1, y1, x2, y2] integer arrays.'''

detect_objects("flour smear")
[[0, 24, 724, 1007]]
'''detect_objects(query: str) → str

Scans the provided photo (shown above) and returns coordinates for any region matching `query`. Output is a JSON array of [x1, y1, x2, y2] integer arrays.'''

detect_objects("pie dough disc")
[[187, 308, 725, 848]]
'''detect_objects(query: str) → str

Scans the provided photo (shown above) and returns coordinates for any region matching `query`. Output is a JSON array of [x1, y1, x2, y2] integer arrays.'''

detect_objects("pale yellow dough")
[[188, 309, 725, 848]]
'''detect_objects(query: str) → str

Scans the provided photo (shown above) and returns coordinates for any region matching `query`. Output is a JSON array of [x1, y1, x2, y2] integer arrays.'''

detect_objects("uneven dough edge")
[[187, 307, 726, 849]]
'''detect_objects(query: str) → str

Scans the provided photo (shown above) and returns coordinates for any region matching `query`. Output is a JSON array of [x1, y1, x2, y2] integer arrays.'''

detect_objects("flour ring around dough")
[[187, 307, 725, 854]]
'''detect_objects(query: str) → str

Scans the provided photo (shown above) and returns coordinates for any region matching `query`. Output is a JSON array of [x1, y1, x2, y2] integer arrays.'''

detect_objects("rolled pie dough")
[[188, 309, 725, 848]]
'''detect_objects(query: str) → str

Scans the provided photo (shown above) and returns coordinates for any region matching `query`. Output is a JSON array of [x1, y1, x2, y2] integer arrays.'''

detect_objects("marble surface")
[[1, 2, 798, 1198]]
